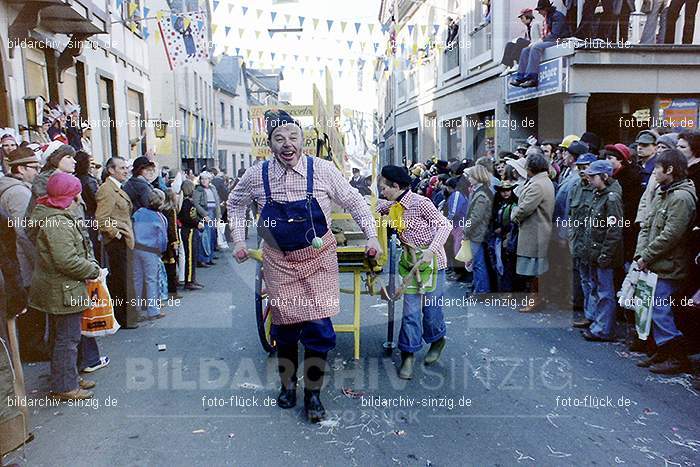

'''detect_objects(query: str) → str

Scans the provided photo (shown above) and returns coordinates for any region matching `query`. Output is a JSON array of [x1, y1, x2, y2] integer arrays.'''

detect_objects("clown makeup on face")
[[495, 161, 506, 178], [269, 124, 303, 169]]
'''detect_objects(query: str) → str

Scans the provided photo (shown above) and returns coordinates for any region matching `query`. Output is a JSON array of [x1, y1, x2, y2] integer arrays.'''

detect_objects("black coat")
[[613, 162, 643, 262], [78, 174, 99, 217]]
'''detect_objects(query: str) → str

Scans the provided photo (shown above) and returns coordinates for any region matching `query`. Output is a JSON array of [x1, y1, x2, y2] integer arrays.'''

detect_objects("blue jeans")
[[77, 336, 101, 371], [132, 249, 162, 318], [271, 318, 336, 353], [516, 41, 556, 81], [471, 241, 491, 294], [49, 313, 82, 393], [589, 267, 616, 338], [198, 207, 216, 263], [652, 278, 683, 346], [399, 270, 447, 353], [576, 259, 595, 321]]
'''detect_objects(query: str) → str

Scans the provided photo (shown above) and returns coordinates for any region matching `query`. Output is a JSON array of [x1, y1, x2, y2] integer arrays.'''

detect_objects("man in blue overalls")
[[227, 110, 381, 423]]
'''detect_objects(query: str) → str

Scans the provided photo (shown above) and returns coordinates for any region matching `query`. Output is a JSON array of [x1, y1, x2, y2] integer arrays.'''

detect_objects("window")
[[444, 117, 463, 159], [98, 77, 117, 158], [127, 88, 145, 158], [249, 154, 253, 166], [181, 109, 188, 138], [239, 108, 244, 130], [218, 149, 227, 172], [230, 106, 235, 128], [220, 101, 225, 126], [467, 0, 493, 63], [23, 47, 49, 100], [121, 0, 143, 36], [247, 110, 252, 130], [240, 153, 245, 170]]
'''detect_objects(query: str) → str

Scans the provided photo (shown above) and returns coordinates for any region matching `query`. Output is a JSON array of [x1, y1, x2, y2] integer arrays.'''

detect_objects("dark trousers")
[[49, 313, 82, 393], [17, 295, 49, 362], [165, 262, 178, 293], [181, 227, 198, 284], [77, 335, 100, 371], [271, 318, 336, 353], [501, 38, 530, 67], [665, 0, 699, 43], [575, 0, 603, 39], [105, 238, 137, 327]]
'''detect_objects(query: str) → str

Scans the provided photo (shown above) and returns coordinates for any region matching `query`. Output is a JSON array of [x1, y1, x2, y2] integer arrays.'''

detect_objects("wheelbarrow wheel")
[[255, 261, 276, 354]]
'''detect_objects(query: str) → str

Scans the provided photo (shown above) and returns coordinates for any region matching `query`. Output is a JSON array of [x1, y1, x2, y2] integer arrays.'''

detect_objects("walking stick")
[[383, 234, 397, 354], [6, 315, 28, 407]]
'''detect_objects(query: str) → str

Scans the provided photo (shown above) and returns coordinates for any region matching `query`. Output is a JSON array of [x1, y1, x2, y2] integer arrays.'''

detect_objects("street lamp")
[[150, 118, 168, 138], [23, 95, 45, 128]]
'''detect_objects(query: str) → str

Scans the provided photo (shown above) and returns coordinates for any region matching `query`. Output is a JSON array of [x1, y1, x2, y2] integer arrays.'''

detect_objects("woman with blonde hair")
[[463, 165, 494, 294]]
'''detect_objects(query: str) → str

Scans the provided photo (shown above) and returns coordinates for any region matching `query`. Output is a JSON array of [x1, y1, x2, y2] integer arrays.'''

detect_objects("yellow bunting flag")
[[312, 18, 319, 30], [128, 1, 138, 17], [156, 10, 165, 21], [212, 24, 218, 33], [340, 21, 347, 33]]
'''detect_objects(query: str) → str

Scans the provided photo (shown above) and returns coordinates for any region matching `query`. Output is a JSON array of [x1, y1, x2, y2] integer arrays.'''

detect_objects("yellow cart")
[[249, 210, 389, 360]]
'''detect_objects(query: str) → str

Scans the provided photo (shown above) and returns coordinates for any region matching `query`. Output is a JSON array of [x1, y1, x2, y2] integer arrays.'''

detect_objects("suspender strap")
[[306, 156, 314, 198], [262, 160, 272, 201]]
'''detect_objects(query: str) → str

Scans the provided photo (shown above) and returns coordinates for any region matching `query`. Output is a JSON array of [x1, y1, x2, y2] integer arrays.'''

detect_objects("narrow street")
[[12, 241, 700, 466]]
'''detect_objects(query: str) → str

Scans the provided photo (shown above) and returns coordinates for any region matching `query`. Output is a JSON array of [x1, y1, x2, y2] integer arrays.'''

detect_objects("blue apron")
[[259, 157, 329, 252]]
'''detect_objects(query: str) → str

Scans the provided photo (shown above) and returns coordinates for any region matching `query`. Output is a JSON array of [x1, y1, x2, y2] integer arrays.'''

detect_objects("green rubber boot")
[[424, 337, 446, 365]]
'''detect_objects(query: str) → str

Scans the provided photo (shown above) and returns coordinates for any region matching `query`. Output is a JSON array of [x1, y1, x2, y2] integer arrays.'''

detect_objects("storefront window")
[[445, 117, 462, 159]]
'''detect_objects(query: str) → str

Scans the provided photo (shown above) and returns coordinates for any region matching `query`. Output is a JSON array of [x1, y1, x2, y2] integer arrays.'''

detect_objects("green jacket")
[[635, 179, 697, 280], [463, 185, 493, 243], [586, 180, 624, 268], [28, 205, 100, 315], [566, 177, 594, 259]]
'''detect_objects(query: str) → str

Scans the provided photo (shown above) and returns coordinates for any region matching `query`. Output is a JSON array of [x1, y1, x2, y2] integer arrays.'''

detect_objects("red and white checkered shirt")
[[378, 190, 451, 269], [227, 156, 378, 244]]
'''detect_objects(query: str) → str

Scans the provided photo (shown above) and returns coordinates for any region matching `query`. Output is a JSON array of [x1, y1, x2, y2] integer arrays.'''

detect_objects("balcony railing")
[[443, 41, 460, 73]]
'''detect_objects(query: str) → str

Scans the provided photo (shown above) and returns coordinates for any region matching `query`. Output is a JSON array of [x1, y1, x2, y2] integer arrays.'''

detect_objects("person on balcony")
[[510, 0, 570, 88], [664, 0, 699, 44], [501, 8, 543, 69], [445, 16, 459, 46]]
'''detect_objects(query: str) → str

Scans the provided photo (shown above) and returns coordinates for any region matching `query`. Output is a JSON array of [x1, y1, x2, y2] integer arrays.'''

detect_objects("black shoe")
[[582, 329, 612, 342], [509, 78, 525, 87], [520, 79, 538, 88], [648, 337, 690, 375], [637, 347, 669, 367], [304, 389, 326, 423], [277, 385, 297, 409], [197, 262, 210, 268], [185, 283, 203, 290], [649, 357, 690, 375], [572, 318, 593, 329], [277, 345, 299, 409], [628, 338, 647, 353]]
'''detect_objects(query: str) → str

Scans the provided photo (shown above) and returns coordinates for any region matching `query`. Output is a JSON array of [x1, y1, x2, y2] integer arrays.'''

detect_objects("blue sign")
[[505, 57, 565, 104]]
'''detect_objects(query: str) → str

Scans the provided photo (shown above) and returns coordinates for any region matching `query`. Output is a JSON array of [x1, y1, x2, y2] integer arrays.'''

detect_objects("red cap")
[[605, 143, 631, 162]]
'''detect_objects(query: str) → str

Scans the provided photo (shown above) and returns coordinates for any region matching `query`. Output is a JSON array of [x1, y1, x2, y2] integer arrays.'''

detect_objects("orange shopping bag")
[[82, 268, 120, 337]]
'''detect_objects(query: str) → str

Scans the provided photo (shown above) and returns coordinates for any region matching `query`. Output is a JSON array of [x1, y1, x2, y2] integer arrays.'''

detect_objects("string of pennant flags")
[[115, 0, 447, 77]]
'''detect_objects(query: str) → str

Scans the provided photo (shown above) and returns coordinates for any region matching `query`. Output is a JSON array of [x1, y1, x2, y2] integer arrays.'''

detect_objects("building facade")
[[377, 0, 700, 167], [148, 0, 215, 173], [213, 55, 252, 175], [1, 0, 151, 164]]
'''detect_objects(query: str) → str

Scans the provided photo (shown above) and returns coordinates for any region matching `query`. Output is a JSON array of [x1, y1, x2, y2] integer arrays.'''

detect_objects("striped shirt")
[[378, 190, 452, 269], [227, 155, 377, 244]]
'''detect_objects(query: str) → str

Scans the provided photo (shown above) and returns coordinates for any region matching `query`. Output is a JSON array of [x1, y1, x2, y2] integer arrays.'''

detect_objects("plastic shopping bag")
[[455, 240, 473, 264], [633, 269, 658, 341], [617, 263, 640, 310], [82, 268, 120, 337], [217, 220, 229, 250]]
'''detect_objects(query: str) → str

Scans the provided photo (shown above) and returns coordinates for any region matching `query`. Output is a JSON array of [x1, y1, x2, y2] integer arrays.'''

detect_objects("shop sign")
[[505, 57, 565, 104]]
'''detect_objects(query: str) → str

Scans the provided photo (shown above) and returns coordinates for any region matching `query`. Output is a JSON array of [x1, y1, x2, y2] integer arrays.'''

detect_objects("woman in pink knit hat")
[[27, 172, 101, 400]]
